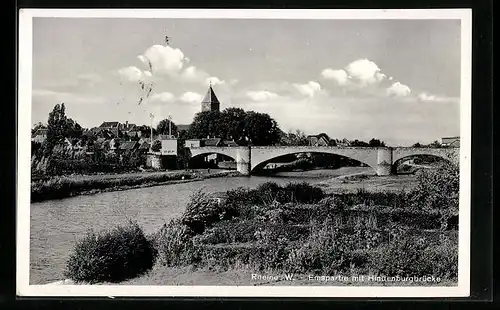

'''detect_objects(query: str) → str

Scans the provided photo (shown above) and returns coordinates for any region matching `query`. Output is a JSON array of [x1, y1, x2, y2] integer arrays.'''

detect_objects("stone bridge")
[[187, 146, 459, 176]]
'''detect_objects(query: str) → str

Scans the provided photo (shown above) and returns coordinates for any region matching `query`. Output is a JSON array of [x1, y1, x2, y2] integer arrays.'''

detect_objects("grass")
[[31, 170, 241, 202]]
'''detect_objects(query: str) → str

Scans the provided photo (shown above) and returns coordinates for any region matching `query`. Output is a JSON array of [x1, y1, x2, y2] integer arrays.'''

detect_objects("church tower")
[[201, 82, 220, 112]]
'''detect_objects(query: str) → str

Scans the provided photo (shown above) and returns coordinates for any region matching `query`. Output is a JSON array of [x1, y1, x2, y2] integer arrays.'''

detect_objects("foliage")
[[411, 162, 459, 228], [350, 139, 370, 147], [187, 108, 281, 146], [151, 140, 162, 152], [65, 221, 157, 283], [285, 220, 358, 274], [156, 118, 178, 136], [368, 138, 386, 147], [44, 103, 68, 156], [181, 189, 239, 235], [152, 219, 199, 267]]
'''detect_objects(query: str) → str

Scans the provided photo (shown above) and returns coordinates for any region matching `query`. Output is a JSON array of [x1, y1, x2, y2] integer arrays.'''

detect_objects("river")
[[29, 167, 370, 284]]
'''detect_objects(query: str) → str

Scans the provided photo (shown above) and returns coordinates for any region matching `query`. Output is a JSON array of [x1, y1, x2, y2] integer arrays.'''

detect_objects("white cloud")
[[151, 92, 175, 102], [418, 92, 437, 102], [293, 81, 322, 97], [321, 69, 349, 86], [345, 59, 387, 85], [417, 92, 459, 103], [246, 90, 279, 101], [180, 91, 203, 103], [118, 66, 144, 83], [181, 66, 205, 81], [141, 45, 186, 76], [386, 82, 411, 97]]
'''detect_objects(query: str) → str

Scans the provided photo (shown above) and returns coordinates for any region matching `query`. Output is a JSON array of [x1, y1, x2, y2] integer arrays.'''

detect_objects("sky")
[[31, 17, 462, 146]]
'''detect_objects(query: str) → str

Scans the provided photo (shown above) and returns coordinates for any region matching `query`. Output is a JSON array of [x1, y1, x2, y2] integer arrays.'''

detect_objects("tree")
[[412, 142, 422, 148], [156, 118, 178, 137], [280, 129, 309, 146], [368, 138, 386, 147], [187, 111, 223, 140], [137, 125, 156, 138], [219, 108, 246, 142], [243, 111, 281, 146], [350, 139, 369, 147], [186, 108, 281, 146], [65, 118, 83, 138], [44, 103, 68, 156], [151, 140, 162, 152]]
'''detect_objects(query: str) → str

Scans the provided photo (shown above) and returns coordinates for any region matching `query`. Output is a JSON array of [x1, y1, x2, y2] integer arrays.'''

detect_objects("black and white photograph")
[[17, 9, 472, 297]]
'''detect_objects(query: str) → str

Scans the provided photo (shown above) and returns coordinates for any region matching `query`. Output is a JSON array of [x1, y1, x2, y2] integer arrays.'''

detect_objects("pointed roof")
[[201, 85, 220, 105]]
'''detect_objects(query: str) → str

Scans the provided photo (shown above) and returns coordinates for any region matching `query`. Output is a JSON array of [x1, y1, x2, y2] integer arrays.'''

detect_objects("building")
[[31, 128, 47, 143], [201, 84, 220, 112], [99, 121, 120, 129], [441, 136, 460, 147], [185, 139, 202, 148], [307, 133, 331, 147]]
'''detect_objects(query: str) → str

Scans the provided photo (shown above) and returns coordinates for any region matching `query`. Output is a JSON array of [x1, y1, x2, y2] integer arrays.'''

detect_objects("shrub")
[[411, 162, 459, 229], [65, 221, 156, 283], [285, 219, 358, 274], [181, 189, 238, 234], [367, 227, 432, 277], [281, 182, 325, 204], [153, 219, 200, 266]]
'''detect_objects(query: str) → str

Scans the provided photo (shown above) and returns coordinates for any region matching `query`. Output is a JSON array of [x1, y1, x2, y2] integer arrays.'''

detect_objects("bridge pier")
[[236, 146, 251, 176], [376, 148, 393, 176]]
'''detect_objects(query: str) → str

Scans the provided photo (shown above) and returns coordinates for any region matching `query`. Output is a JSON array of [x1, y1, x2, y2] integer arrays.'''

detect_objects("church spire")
[[201, 82, 220, 112]]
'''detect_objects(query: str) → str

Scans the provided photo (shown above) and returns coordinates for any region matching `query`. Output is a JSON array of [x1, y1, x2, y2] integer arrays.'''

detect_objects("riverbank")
[[31, 169, 241, 202]]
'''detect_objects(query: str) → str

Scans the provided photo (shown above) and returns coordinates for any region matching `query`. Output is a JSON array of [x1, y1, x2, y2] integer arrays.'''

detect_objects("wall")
[[161, 139, 178, 156]]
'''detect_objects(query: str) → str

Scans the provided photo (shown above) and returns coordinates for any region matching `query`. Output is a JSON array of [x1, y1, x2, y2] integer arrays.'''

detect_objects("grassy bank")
[[31, 170, 241, 203], [62, 163, 459, 286]]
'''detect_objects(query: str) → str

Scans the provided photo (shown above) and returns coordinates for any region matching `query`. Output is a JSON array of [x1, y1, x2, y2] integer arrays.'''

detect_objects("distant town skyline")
[[31, 17, 461, 146]]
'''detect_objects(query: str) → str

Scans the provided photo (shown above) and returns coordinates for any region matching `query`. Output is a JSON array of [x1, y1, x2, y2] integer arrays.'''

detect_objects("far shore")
[[30, 169, 241, 203]]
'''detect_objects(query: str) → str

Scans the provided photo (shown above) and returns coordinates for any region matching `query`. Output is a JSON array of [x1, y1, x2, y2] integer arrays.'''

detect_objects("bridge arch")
[[251, 150, 377, 174], [392, 147, 459, 165], [392, 154, 453, 174], [250, 146, 382, 174]]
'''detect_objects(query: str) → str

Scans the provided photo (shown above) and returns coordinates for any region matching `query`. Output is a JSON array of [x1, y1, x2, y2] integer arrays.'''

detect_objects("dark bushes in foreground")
[[65, 221, 157, 283]]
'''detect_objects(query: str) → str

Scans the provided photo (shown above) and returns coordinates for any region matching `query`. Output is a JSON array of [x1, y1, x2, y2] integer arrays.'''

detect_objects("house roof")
[[223, 140, 239, 147], [32, 128, 47, 137], [158, 134, 176, 140], [201, 86, 220, 105], [99, 121, 120, 128], [120, 141, 138, 150], [203, 138, 222, 146]]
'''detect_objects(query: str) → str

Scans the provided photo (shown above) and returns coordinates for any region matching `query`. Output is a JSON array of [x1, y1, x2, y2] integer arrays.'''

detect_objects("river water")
[[29, 168, 366, 284]]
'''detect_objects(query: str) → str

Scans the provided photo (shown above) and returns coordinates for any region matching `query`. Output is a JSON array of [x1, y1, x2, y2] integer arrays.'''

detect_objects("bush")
[[181, 189, 239, 234], [411, 162, 459, 229], [153, 219, 200, 266], [65, 221, 157, 283], [285, 219, 358, 274]]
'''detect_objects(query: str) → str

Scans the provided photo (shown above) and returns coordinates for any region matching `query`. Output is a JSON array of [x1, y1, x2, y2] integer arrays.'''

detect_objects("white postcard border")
[[17, 8, 472, 298]]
